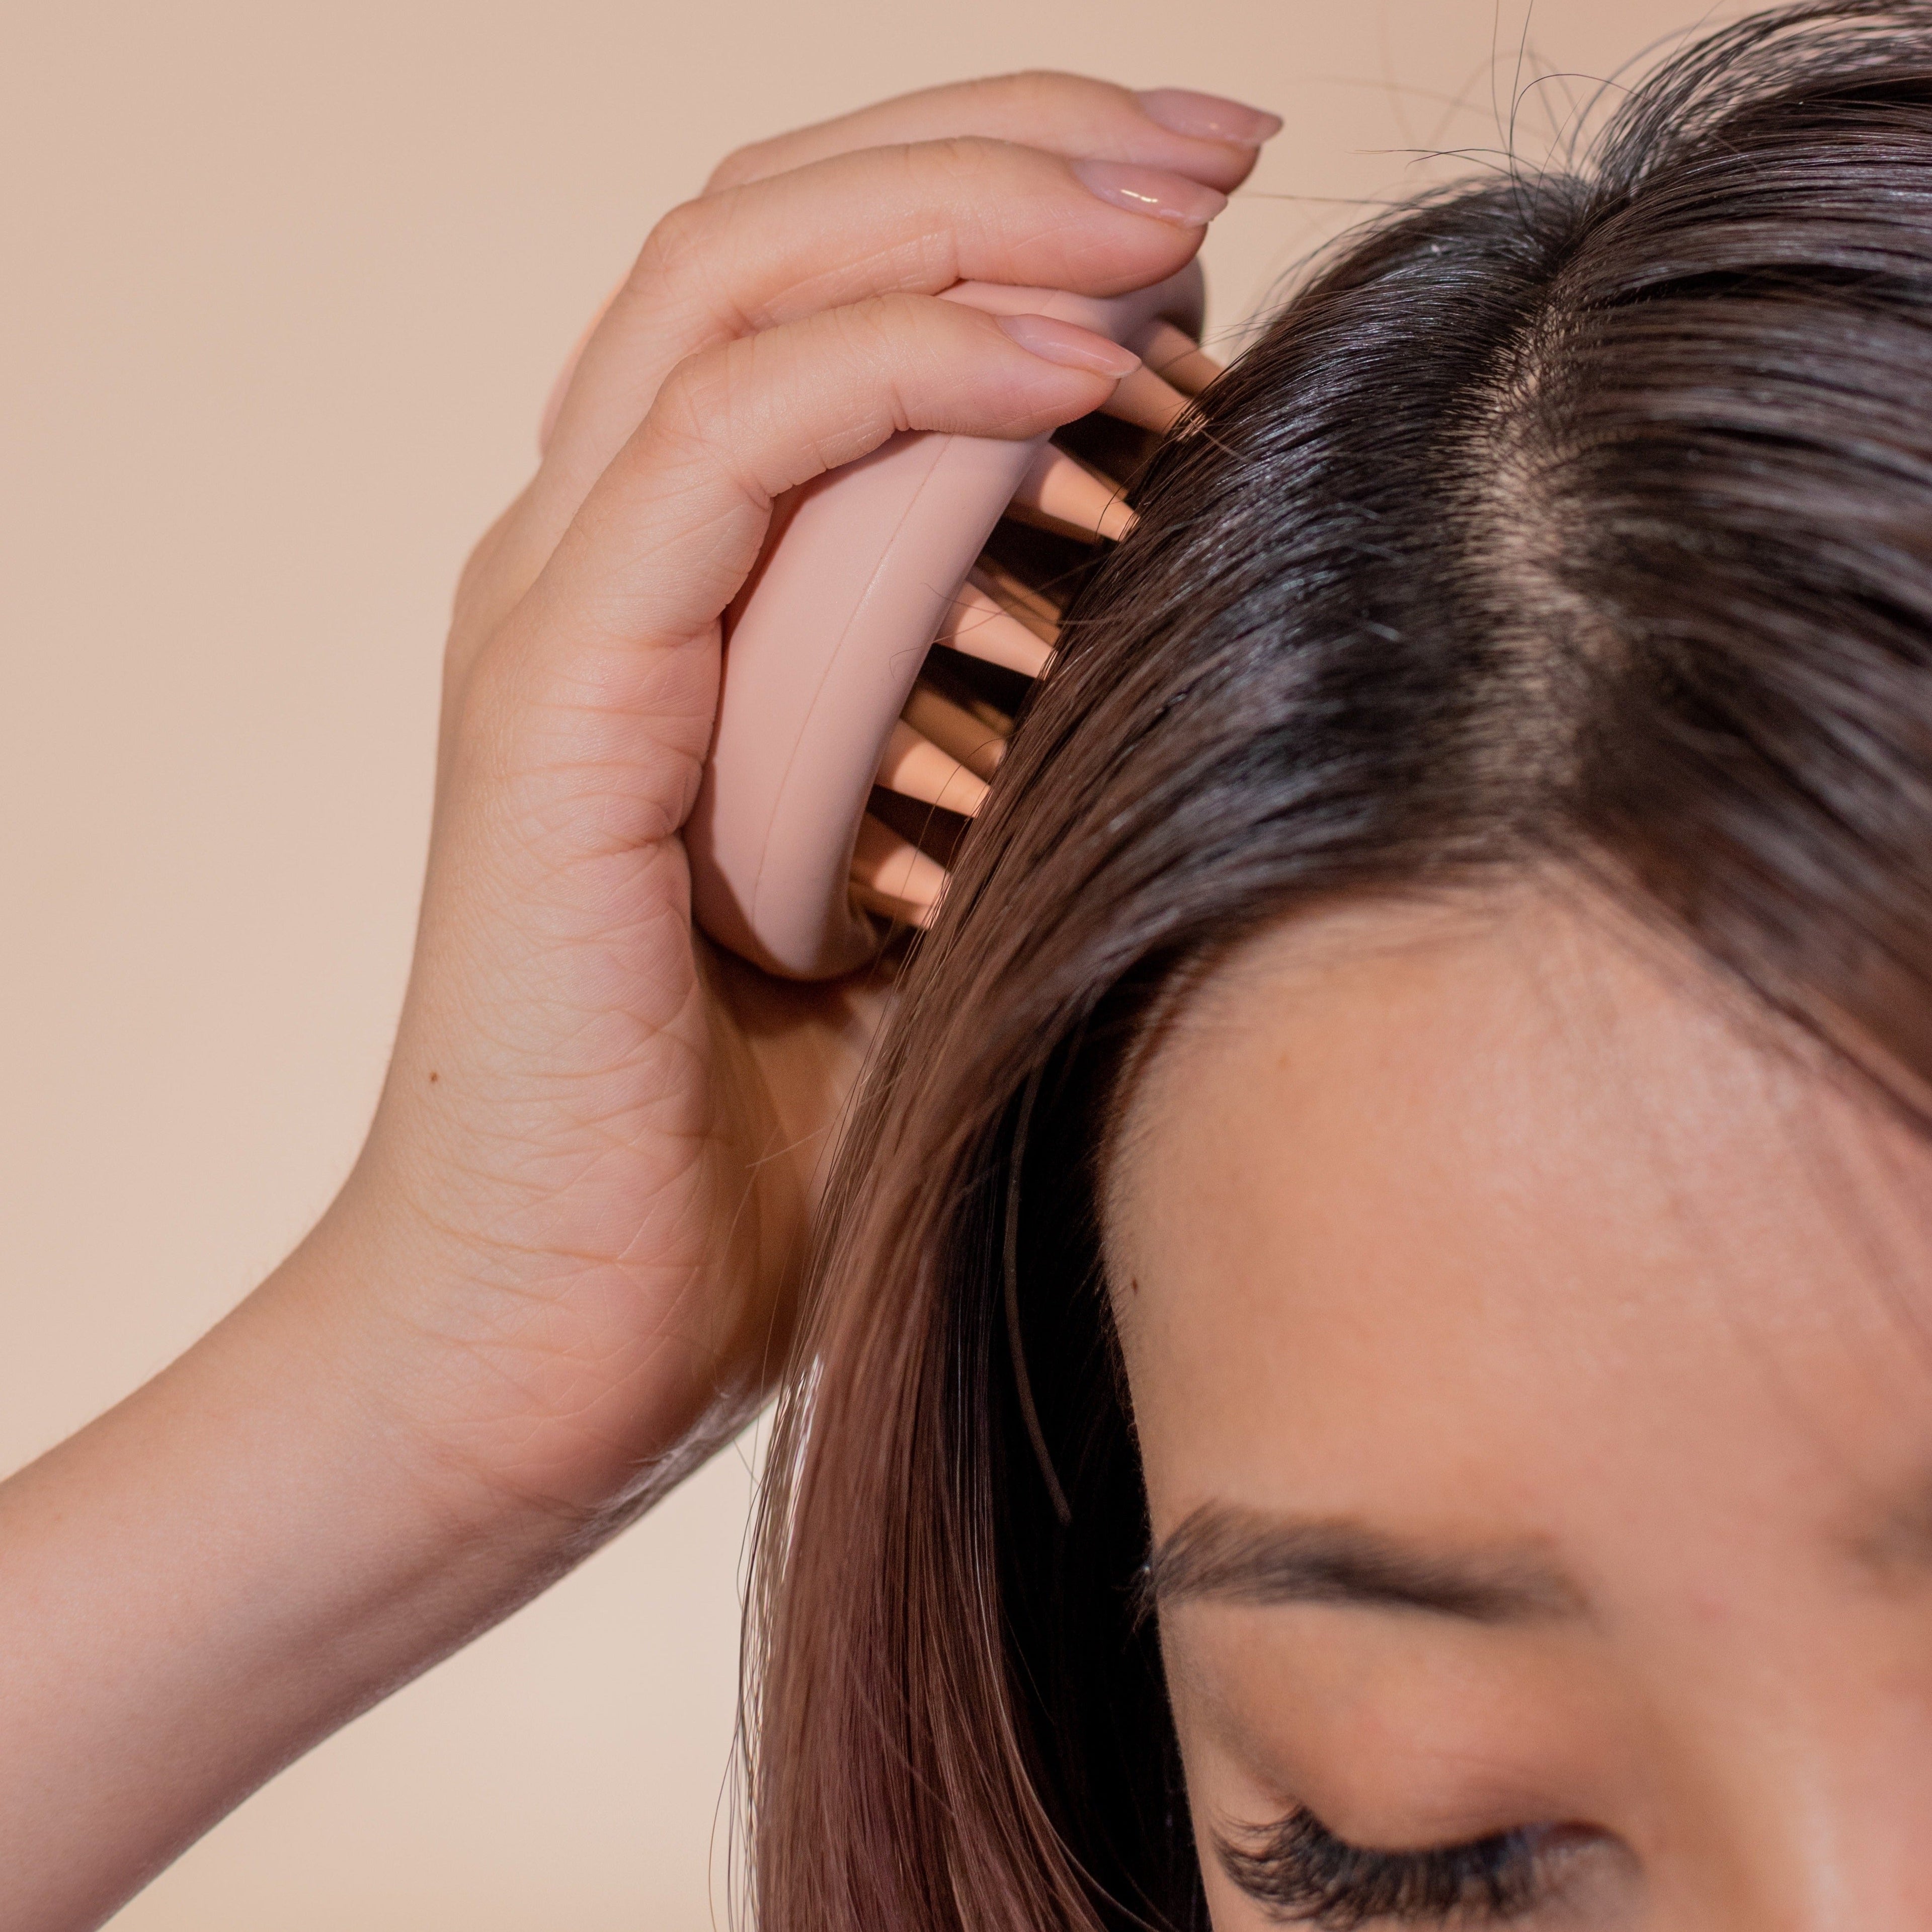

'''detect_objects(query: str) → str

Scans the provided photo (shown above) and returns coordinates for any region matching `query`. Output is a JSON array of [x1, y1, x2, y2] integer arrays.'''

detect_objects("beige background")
[[1, 2, 1733, 1926]]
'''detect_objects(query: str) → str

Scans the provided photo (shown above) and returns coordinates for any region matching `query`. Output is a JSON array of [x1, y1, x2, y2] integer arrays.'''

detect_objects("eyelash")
[[1218, 1809, 1554, 1928]]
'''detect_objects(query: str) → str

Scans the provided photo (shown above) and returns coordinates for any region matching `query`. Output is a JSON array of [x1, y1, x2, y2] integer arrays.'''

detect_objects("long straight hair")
[[748, 7, 1932, 1925]]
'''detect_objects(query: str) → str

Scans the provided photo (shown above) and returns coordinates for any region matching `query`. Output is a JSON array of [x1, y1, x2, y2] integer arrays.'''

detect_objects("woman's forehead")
[[1103, 887, 1932, 1575]]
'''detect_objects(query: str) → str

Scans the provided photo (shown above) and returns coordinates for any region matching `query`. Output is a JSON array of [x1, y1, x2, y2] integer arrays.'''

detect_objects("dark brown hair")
[[748, 6, 1932, 1925]]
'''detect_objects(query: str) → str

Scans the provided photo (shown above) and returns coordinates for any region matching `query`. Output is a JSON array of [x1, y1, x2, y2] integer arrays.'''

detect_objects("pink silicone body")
[[685, 264, 1205, 980]]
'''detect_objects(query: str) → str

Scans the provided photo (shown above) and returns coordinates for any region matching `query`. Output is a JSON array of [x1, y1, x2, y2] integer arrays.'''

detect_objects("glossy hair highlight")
[[748, 6, 1932, 1925]]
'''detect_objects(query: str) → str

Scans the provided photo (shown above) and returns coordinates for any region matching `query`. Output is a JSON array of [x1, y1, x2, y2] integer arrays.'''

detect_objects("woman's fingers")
[[547, 138, 1216, 446], [674, 140, 1222, 325], [476, 133, 1223, 646], [467, 295, 1134, 847], [533, 72, 1271, 458], [473, 72, 1276, 681], [703, 70, 1279, 196]]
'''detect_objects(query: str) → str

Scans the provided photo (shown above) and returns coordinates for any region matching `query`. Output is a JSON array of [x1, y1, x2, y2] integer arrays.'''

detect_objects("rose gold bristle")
[[1006, 445, 1135, 544], [902, 684, 1005, 783], [875, 719, 990, 815], [936, 581, 1055, 678], [1137, 319, 1224, 396], [1099, 364, 1191, 434], [850, 815, 946, 927], [970, 562, 1061, 643]]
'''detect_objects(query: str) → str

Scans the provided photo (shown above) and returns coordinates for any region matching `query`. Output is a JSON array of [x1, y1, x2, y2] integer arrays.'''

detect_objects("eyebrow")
[[1145, 1505, 1588, 1623]]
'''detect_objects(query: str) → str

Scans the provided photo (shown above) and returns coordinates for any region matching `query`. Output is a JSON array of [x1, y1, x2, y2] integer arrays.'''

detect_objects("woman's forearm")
[[0, 1227, 574, 1932]]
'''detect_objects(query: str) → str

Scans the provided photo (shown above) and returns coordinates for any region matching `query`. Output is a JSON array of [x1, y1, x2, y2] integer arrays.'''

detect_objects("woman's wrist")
[[0, 1216, 611, 1931], [263, 1170, 744, 1552]]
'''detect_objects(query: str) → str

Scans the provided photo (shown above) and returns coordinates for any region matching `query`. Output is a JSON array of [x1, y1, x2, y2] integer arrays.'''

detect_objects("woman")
[[10, 2, 1932, 1925]]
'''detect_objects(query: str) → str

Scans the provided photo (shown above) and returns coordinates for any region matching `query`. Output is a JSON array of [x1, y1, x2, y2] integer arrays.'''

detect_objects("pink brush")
[[682, 264, 1212, 979]]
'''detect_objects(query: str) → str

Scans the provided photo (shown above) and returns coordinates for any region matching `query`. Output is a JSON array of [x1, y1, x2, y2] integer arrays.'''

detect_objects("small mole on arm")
[[429, 1071, 440, 1084]]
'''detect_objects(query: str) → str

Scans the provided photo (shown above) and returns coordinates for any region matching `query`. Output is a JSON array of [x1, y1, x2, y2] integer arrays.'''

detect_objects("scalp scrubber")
[[684, 263, 1213, 980]]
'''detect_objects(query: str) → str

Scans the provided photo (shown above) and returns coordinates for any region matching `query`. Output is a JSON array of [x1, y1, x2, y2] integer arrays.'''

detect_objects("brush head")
[[685, 264, 1207, 981]]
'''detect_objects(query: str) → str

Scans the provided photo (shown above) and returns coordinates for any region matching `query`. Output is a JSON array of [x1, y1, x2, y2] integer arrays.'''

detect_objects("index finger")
[[703, 70, 1280, 197]]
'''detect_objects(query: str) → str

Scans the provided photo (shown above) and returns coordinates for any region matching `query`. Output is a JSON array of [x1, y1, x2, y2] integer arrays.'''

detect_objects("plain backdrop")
[[2, 2, 1742, 1925]]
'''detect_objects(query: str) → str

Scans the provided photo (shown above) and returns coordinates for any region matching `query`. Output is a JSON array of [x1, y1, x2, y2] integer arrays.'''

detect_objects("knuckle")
[[644, 344, 773, 502], [703, 138, 774, 196], [851, 287, 926, 338], [821, 306, 900, 398], [454, 504, 514, 609], [921, 132, 1006, 183], [830, 293, 932, 387], [632, 193, 715, 287], [995, 67, 1073, 110], [981, 67, 1111, 118], [649, 347, 730, 448], [448, 495, 533, 651]]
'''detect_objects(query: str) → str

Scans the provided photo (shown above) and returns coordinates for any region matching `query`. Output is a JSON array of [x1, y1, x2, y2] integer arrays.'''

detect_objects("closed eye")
[[1218, 1808, 1567, 1928]]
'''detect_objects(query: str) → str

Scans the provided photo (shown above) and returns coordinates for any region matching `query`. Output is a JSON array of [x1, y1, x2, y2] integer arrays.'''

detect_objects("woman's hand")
[[0, 72, 1274, 1932], [309, 73, 1273, 1527]]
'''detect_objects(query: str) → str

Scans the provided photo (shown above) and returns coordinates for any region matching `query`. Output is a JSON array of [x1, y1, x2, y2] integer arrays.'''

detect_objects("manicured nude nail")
[[1070, 159, 1228, 227], [995, 312, 1141, 376], [1135, 88, 1283, 145]]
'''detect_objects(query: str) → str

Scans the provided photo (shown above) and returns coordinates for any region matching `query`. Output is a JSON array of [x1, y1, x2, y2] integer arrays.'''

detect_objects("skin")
[[1107, 889, 1932, 1930], [0, 74, 1276, 1932]]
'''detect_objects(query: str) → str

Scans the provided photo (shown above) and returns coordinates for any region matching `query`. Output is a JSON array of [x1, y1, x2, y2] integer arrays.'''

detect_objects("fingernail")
[[1135, 88, 1284, 145], [1070, 159, 1228, 227], [996, 313, 1142, 378]]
